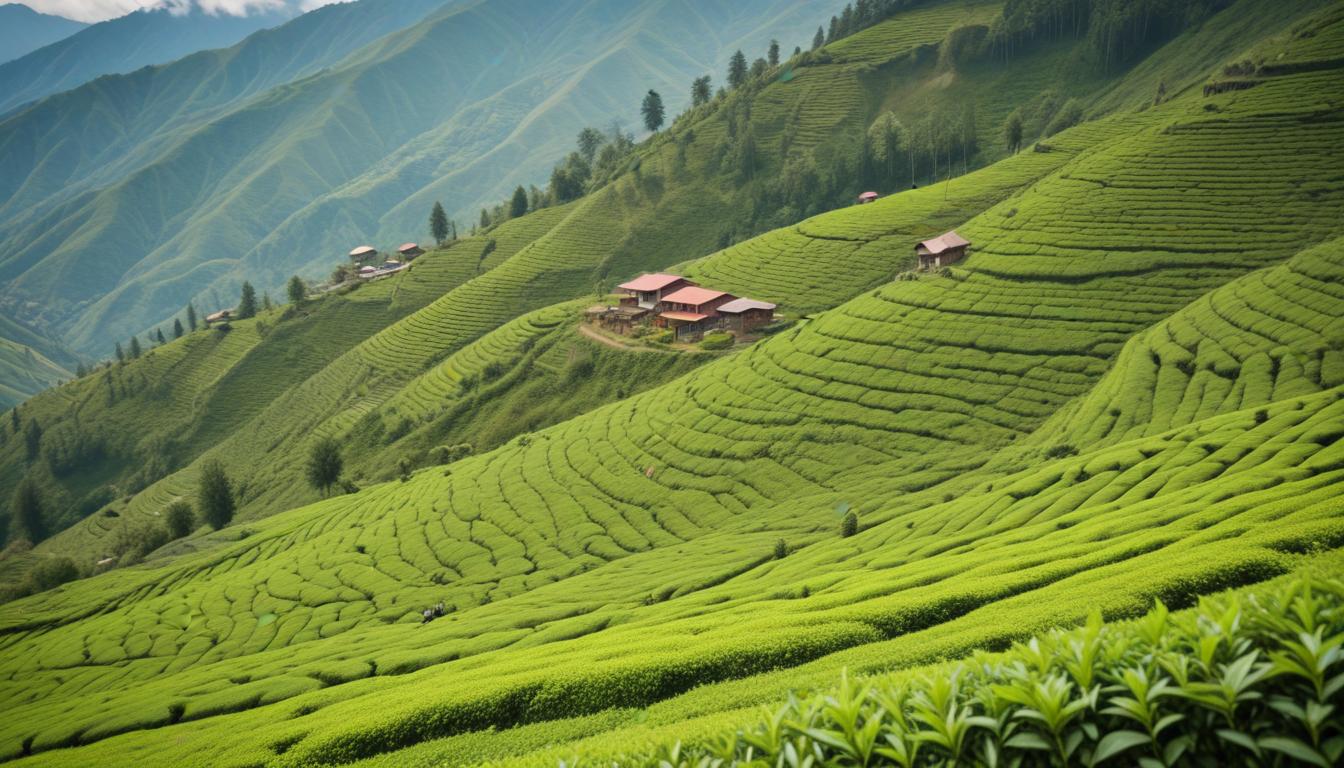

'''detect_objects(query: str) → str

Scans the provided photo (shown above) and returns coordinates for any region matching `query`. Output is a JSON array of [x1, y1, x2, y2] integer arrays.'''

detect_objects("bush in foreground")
[[632, 572, 1344, 767]]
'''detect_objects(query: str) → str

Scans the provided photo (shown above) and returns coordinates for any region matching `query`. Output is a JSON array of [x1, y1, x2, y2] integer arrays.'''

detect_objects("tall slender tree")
[[186, 303, 198, 332], [812, 25, 825, 50], [768, 39, 780, 67], [287, 275, 306, 305], [155, 328, 166, 345], [641, 90, 665, 133], [237, 282, 257, 319], [197, 461, 235, 529], [1005, 109, 1024, 153], [9, 477, 45, 543], [430, 201, 449, 245], [509, 185, 529, 218], [129, 336, 142, 359], [115, 341, 125, 363], [691, 75, 711, 106], [173, 318, 184, 339], [728, 50, 748, 88]]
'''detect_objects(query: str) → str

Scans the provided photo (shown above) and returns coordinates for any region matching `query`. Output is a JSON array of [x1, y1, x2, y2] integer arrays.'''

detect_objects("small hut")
[[398, 243, 425, 260], [716, 298, 776, 333], [204, 309, 233, 326], [857, 191, 880, 204], [915, 231, 970, 270]]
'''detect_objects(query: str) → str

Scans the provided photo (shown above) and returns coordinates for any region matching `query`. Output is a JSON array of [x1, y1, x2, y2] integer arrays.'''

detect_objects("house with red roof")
[[618, 273, 693, 309], [915, 231, 970, 269], [656, 285, 736, 339], [398, 243, 425, 260]]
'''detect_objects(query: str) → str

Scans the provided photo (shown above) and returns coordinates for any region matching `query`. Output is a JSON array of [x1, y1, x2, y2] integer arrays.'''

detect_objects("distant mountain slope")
[[0, 0, 847, 359], [0, 4, 85, 65], [0, 4, 300, 116]]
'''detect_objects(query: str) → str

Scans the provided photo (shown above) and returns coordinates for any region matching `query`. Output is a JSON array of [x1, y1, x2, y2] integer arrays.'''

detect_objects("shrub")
[[840, 511, 858, 538], [1044, 444, 1079, 459], [25, 557, 79, 594], [164, 501, 195, 539], [773, 539, 788, 560], [700, 332, 735, 351], [429, 444, 474, 465], [650, 330, 675, 345]]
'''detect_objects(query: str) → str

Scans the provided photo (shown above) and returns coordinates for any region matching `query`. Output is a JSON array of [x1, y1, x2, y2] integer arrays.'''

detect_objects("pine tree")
[[197, 460, 235, 529], [510, 185, 529, 219], [173, 318, 184, 338], [115, 342, 125, 363], [768, 39, 780, 67], [306, 436, 343, 497], [287, 275, 306, 305], [641, 90, 665, 133], [23, 419, 41, 461], [728, 50, 748, 88], [812, 26, 825, 50], [841, 510, 858, 538], [129, 336, 142, 359], [237, 282, 257, 319], [187, 303, 198, 332], [691, 75, 711, 106], [430, 201, 449, 245], [10, 477, 45, 544], [479, 209, 491, 230], [155, 328, 166, 345]]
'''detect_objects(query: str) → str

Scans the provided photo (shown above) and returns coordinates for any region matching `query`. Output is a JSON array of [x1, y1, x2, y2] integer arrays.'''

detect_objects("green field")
[[1, 0, 1343, 765]]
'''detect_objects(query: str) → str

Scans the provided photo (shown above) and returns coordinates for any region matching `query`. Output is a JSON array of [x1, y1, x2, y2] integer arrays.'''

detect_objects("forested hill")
[[0, 0, 1342, 764], [0, 0, 847, 365]]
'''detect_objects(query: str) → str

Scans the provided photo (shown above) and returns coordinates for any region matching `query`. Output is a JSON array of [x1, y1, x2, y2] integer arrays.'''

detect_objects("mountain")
[[0, 2, 300, 116], [0, 0, 1342, 764], [0, 4, 85, 65], [0, 0, 848, 362]]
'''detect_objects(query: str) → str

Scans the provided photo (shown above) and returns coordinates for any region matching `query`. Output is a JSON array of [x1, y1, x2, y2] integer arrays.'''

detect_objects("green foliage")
[[728, 50, 747, 88], [841, 510, 858, 538], [430, 201, 449, 245], [287, 276, 306, 306], [8, 476, 44, 544], [641, 89, 665, 133], [306, 437, 344, 497], [699, 332, 734, 351], [164, 501, 195, 540], [197, 460, 234, 530], [237, 282, 258, 320]]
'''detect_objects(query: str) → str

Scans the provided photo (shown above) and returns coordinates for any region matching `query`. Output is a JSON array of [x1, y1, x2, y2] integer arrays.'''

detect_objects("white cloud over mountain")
[[17, 0, 336, 23]]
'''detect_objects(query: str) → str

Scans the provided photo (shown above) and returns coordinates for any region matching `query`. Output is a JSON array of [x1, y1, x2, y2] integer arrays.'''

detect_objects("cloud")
[[17, 0, 339, 23]]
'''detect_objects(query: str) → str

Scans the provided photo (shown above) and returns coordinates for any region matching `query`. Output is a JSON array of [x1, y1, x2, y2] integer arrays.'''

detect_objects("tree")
[[841, 510, 858, 538], [305, 436, 343, 497], [1004, 109, 1024, 153], [129, 336, 142, 359], [728, 50, 748, 88], [173, 318, 184, 339], [23, 419, 41, 461], [10, 408, 18, 434], [774, 538, 787, 559], [197, 461, 234, 529], [261, 293, 273, 312], [812, 25, 825, 50], [691, 75, 711, 106], [430, 201, 449, 245], [287, 275, 306, 306], [750, 57, 768, 79], [479, 208, 491, 230], [640, 89, 665, 133], [768, 39, 780, 67], [165, 501, 195, 539], [237, 282, 257, 319], [576, 127, 604, 164], [10, 476, 45, 544], [114, 341, 125, 363], [187, 303, 198, 332], [509, 185, 529, 219], [449, 220, 457, 241], [155, 328, 167, 345]]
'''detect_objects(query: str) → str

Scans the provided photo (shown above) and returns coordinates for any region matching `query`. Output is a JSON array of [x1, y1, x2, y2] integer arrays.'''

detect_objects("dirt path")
[[577, 323, 668, 352]]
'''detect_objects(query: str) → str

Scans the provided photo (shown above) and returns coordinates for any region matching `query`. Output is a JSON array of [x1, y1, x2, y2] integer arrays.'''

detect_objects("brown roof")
[[661, 286, 729, 306], [398, 243, 423, 254], [917, 231, 970, 255], [660, 311, 709, 323], [618, 273, 687, 292], [717, 298, 776, 314], [349, 245, 378, 258]]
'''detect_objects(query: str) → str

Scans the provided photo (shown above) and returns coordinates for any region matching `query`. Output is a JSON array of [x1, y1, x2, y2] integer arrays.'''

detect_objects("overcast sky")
[[16, 0, 339, 23]]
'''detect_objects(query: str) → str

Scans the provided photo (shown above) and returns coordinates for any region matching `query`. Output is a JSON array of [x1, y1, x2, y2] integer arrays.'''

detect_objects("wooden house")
[[857, 191, 879, 204], [915, 231, 970, 270], [657, 286, 735, 340], [716, 298, 776, 333], [398, 243, 425, 260], [204, 309, 233, 326], [586, 304, 651, 335], [618, 273, 693, 309], [349, 245, 378, 262]]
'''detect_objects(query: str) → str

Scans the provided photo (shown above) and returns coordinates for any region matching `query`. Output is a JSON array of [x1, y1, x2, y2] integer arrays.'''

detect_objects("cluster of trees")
[[816, 0, 918, 49]]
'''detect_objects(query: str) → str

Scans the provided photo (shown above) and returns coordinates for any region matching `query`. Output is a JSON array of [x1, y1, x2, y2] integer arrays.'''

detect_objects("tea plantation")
[[1, 1, 1343, 766]]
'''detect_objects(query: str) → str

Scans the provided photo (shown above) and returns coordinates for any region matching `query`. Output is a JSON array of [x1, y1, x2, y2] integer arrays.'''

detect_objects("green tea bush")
[[639, 574, 1344, 767], [699, 332, 735, 351]]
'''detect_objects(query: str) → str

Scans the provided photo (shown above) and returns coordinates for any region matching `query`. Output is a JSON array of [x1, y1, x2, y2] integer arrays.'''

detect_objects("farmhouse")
[[398, 243, 424, 260], [349, 245, 378, 262], [716, 298, 776, 333], [858, 191, 879, 204], [657, 286, 735, 340], [915, 231, 970, 270], [204, 309, 233, 325], [618, 273, 693, 309]]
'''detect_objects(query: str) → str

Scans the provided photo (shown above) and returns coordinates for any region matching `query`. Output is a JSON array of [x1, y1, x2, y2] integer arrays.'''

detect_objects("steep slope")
[[0, 3, 299, 115], [0, 0, 846, 358], [0, 5, 1341, 763], [0, 4, 84, 65]]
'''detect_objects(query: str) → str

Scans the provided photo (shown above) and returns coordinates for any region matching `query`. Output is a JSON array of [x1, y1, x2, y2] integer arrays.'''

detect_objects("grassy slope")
[[0, 3, 1341, 764]]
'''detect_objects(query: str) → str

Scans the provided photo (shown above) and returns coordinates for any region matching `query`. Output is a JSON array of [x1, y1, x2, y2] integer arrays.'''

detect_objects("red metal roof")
[[661, 286, 728, 306], [916, 231, 970, 255], [717, 298, 776, 313], [660, 311, 708, 323], [398, 242, 422, 253], [618, 273, 686, 292], [859, 191, 879, 200], [349, 245, 377, 257]]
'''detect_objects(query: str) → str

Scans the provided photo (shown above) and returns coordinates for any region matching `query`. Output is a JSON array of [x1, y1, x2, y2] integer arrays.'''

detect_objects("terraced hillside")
[[0, 4, 1341, 765]]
